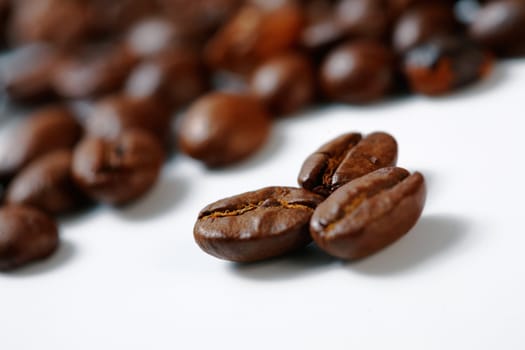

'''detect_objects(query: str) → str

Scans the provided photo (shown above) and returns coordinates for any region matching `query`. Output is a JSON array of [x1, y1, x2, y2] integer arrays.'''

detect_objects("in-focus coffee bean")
[[310, 167, 426, 260], [72, 129, 164, 205], [177, 92, 272, 167], [6, 150, 89, 215], [0, 205, 59, 271], [194, 186, 324, 262], [298, 132, 398, 196]]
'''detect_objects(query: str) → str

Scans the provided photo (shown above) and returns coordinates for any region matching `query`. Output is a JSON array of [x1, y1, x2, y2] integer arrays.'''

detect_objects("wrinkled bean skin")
[[404, 37, 493, 96], [86, 95, 172, 146], [6, 150, 88, 215], [177, 92, 272, 167], [205, 3, 304, 74], [310, 167, 426, 260], [470, 0, 525, 56], [320, 41, 396, 103], [0, 205, 59, 271], [72, 129, 164, 205], [298, 132, 398, 196], [194, 186, 324, 262], [0, 106, 83, 182], [250, 52, 316, 115]]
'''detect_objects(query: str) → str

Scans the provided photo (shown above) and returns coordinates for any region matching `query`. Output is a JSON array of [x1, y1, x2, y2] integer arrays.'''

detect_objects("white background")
[[1, 60, 525, 350]]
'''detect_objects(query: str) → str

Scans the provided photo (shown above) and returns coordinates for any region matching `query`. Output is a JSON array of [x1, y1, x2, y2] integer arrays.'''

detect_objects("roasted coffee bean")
[[86, 95, 172, 145], [92, 0, 159, 35], [336, 0, 391, 40], [0, 106, 83, 182], [404, 36, 493, 96], [52, 43, 138, 99], [194, 186, 324, 262], [0, 44, 61, 103], [72, 129, 164, 205], [6, 150, 88, 215], [7, 0, 97, 46], [0, 205, 59, 271], [310, 167, 426, 260], [393, 3, 459, 53], [298, 132, 398, 196], [177, 92, 272, 167], [249, 52, 316, 115], [125, 48, 209, 109], [205, 3, 304, 74], [470, 0, 525, 56], [320, 41, 396, 103]]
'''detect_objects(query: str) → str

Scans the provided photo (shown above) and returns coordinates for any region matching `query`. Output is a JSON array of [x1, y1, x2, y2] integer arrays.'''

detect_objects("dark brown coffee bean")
[[0, 205, 59, 271], [194, 186, 324, 262], [336, 0, 391, 40], [393, 3, 459, 53], [205, 3, 304, 74], [403, 36, 493, 96], [125, 48, 209, 109], [86, 95, 172, 146], [52, 43, 138, 99], [177, 92, 272, 167], [298, 132, 398, 196], [0, 44, 61, 103], [469, 0, 525, 56], [0, 106, 83, 182], [320, 41, 396, 103], [72, 129, 164, 205], [249, 52, 316, 115], [310, 167, 426, 260], [6, 150, 88, 215], [92, 0, 159, 34]]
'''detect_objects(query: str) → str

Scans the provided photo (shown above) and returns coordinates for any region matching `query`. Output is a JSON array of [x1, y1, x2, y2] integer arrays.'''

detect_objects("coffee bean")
[[336, 0, 391, 40], [310, 167, 426, 260], [320, 40, 396, 103], [194, 186, 324, 262], [6, 150, 88, 215], [298, 132, 398, 196], [470, 0, 525, 56], [0, 106, 83, 182], [0, 205, 59, 271], [403, 36, 493, 96], [125, 48, 209, 109], [205, 3, 304, 74], [393, 3, 459, 53], [177, 92, 272, 167], [86, 95, 172, 145], [52, 43, 138, 99], [72, 129, 165, 205], [250, 52, 316, 115], [0, 44, 61, 103]]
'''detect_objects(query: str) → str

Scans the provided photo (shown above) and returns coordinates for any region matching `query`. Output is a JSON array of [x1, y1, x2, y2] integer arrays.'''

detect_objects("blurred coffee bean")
[[52, 43, 138, 99], [0, 106, 83, 182], [177, 92, 272, 167], [393, 3, 460, 53], [72, 129, 165, 205], [0, 205, 59, 271], [125, 48, 209, 110], [92, 0, 159, 35], [86, 95, 173, 146], [250, 52, 316, 115], [470, 0, 525, 56], [336, 0, 391, 40], [205, 3, 304, 74], [404, 36, 493, 96], [0, 44, 61, 104], [320, 40, 396, 103], [6, 150, 89, 215], [8, 0, 97, 46]]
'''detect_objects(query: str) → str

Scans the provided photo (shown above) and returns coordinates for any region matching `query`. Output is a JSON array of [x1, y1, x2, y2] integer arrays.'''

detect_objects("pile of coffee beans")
[[0, 0, 523, 270], [194, 132, 426, 262]]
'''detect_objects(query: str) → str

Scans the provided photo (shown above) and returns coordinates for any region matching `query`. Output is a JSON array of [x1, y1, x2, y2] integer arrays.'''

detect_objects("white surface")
[[1, 61, 525, 350]]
